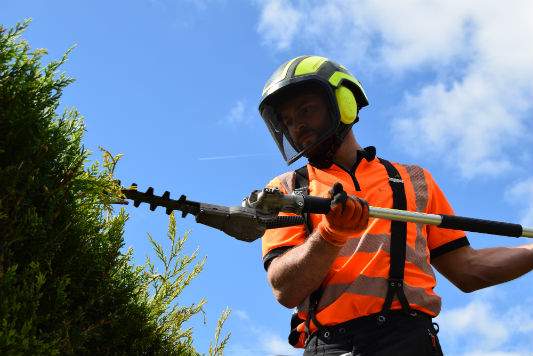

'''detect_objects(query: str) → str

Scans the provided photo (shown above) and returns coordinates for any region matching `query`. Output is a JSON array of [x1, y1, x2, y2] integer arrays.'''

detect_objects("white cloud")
[[390, 0, 533, 178], [225, 308, 299, 356], [436, 293, 533, 355], [505, 177, 533, 226], [222, 100, 251, 126], [261, 332, 300, 356], [363, 1, 472, 71], [233, 309, 250, 321], [256, 0, 533, 178], [392, 72, 526, 178], [257, 0, 302, 51]]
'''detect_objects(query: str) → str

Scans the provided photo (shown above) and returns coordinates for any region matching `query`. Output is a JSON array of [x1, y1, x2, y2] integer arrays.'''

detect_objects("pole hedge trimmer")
[[118, 183, 533, 242]]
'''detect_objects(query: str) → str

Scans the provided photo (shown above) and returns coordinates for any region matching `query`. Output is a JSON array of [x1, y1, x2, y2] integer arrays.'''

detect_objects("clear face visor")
[[259, 84, 339, 164]]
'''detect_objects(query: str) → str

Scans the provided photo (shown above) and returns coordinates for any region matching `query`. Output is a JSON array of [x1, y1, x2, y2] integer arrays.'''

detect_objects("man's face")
[[277, 90, 331, 152]]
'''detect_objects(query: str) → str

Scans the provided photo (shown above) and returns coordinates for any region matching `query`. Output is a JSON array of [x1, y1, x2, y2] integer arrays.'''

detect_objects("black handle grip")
[[440, 214, 523, 237], [265, 215, 305, 229], [302, 196, 331, 214]]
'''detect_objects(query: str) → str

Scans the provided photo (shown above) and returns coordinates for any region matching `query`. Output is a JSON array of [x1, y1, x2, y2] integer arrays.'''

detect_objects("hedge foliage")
[[0, 21, 228, 355]]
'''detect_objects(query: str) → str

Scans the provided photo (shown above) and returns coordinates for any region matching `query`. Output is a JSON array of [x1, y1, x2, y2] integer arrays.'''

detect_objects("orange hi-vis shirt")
[[262, 147, 469, 336]]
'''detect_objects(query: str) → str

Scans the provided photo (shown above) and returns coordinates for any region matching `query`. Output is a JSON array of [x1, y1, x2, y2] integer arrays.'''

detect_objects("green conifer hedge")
[[0, 21, 228, 355]]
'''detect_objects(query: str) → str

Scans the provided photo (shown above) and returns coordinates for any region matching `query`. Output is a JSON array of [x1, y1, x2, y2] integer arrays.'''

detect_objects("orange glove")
[[317, 182, 369, 246]]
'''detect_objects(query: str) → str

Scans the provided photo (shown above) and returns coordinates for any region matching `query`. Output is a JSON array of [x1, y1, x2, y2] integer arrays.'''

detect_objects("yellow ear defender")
[[335, 85, 358, 124]]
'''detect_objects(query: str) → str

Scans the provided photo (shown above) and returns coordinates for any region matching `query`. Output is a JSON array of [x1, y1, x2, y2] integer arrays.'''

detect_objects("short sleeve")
[[424, 170, 470, 259], [261, 176, 307, 269]]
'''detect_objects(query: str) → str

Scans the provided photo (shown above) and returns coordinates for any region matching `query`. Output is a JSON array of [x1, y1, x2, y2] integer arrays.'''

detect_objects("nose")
[[288, 119, 307, 138]]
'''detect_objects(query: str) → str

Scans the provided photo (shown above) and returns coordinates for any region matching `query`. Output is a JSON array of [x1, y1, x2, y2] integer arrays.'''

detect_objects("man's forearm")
[[267, 231, 341, 308], [466, 244, 533, 292]]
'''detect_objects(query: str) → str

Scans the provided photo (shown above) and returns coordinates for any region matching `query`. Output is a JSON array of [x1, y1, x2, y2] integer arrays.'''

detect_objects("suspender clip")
[[388, 278, 403, 289], [388, 177, 403, 184]]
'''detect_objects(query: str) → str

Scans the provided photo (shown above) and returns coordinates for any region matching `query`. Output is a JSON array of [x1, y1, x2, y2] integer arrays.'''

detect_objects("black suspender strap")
[[293, 165, 325, 344], [378, 158, 411, 315], [304, 289, 324, 344], [294, 165, 313, 235], [294, 165, 309, 188]]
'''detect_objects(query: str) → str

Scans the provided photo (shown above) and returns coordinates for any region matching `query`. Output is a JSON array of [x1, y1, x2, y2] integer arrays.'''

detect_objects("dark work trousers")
[[302, 311, 443, 356]]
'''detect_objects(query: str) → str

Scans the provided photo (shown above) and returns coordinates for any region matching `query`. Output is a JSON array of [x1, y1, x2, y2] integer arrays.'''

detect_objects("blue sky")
[[2, 1, 533, 355]]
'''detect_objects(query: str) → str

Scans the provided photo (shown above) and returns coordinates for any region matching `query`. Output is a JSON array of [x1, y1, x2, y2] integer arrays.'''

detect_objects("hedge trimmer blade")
[[121, 183, 200, 217]]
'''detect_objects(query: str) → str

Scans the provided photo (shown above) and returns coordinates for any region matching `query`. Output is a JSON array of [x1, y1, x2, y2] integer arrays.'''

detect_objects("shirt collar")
[[310, 146, 376, 173]]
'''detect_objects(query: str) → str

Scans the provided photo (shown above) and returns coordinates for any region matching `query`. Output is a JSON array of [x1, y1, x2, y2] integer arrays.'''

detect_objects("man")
[[258, 56, 533, 355]]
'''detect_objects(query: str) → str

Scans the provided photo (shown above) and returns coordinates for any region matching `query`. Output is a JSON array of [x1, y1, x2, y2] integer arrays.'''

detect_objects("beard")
[[304, 134, 339, 169], [293, 120, 339, 169]]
